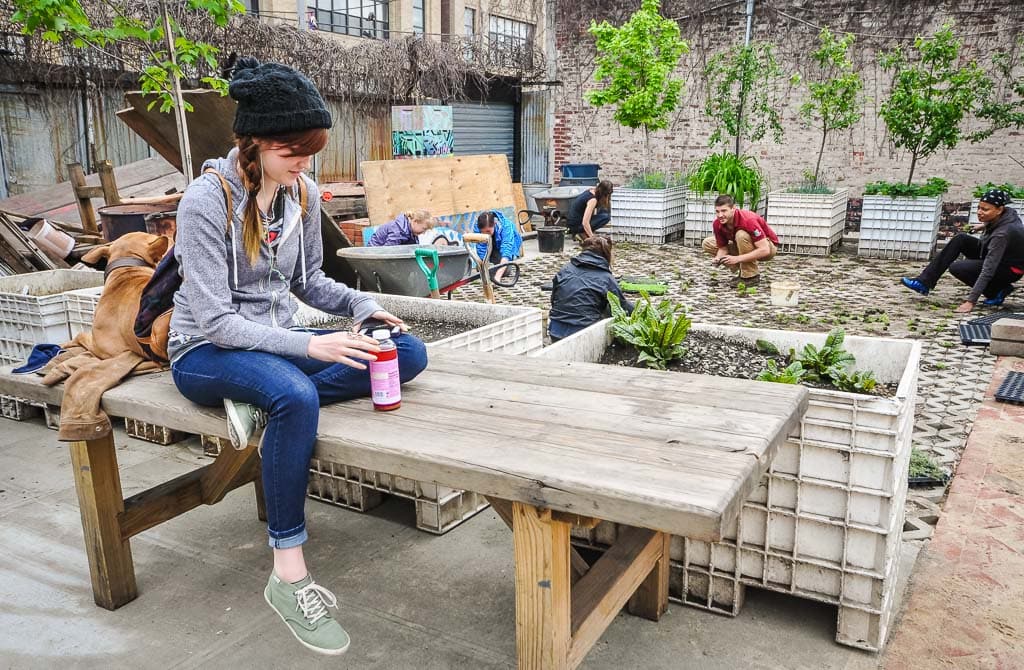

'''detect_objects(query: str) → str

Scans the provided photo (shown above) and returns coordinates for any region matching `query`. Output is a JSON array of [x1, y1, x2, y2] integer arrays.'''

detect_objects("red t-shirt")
[[713, 209, 779, 247]]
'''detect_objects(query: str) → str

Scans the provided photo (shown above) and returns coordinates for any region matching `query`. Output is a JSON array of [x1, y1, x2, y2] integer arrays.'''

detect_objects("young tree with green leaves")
[[799, 28, 863, 186], [587, 0, 689, 175], [12, 0, 245, 176], [703, 41, 785, 156], [879, 23, 992, 185], [977, 36, 1024, 136]]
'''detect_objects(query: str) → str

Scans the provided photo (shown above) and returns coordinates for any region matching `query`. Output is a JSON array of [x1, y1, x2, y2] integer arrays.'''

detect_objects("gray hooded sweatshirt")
[[168, 149, 383, 361]]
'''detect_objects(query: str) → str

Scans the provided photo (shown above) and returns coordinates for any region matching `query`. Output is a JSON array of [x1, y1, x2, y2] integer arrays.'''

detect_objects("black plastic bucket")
[[98, 204, 174, 242], [537, 226, 565, 253]]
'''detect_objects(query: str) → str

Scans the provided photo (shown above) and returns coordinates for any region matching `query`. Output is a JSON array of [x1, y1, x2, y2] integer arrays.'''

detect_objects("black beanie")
[[228, 56, 332, 137]]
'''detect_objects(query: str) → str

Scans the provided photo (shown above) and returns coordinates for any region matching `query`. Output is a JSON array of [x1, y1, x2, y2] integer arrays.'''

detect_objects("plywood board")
[[361, 154, 515, 225]]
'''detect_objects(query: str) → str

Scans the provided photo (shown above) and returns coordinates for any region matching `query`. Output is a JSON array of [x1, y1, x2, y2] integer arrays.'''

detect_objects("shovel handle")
[[462, 233, 490, 244]]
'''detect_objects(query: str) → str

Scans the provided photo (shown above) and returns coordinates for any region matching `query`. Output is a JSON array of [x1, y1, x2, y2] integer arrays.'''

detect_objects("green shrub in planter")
[[972, 182, 1024, 199], [625, 171, 687, 190], [863, 178, 950, 198], [687, 151, 764, 209]]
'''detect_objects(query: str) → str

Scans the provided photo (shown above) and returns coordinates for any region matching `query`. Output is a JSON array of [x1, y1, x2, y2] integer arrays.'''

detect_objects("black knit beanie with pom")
[[228, 56, 332, 136]]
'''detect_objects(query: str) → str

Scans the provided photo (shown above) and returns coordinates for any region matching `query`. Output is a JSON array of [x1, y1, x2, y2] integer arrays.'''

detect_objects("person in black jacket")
[[549, 236, 633, 341], [902, 189, 1024, 313]]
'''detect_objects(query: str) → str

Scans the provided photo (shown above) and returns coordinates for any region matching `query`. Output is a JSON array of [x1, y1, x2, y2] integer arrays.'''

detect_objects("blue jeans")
[[170, 331, 428, 549]]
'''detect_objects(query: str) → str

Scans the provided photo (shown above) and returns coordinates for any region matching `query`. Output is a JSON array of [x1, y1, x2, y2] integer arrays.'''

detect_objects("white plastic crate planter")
[[0, 269, 103, 366], [682, 194, 767, 248], [609, 186, 686, 244], [766, 189, 848, 255], [858, 195, 942, 261], [533, 319, 920, 652], [294, 294, 543, 533]]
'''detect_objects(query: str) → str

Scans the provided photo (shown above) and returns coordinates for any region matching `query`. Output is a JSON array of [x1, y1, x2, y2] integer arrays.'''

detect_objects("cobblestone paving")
[[449, 239, 1006, 534]]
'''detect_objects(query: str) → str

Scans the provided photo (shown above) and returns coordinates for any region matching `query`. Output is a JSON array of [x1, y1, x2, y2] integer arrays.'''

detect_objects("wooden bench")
[[0, 348, 807, 669]]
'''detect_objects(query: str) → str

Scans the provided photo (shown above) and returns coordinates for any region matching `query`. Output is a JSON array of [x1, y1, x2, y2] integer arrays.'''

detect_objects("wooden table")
[[0, 348, 807, 669]]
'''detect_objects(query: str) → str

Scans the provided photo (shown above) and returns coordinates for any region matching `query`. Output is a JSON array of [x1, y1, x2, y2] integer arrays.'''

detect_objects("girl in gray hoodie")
[[169, 57, 427, 655]]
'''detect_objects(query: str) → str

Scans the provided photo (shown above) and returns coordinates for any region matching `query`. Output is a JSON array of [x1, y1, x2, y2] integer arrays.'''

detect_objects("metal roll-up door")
[[452, 101, 516, 176]]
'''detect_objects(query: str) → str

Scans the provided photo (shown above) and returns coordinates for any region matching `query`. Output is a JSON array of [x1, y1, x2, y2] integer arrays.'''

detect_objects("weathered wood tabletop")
[[0, 346, 807, 541]]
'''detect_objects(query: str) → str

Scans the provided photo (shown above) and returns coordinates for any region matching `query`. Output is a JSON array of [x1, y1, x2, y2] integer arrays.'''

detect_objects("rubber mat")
[[968, 312, 1024, 326], [994, 371, 1024, 405], [960, 323, 993, 346]]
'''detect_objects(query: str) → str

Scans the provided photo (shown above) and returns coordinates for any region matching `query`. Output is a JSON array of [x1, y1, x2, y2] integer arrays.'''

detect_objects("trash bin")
[[560, 164, 600, 186]]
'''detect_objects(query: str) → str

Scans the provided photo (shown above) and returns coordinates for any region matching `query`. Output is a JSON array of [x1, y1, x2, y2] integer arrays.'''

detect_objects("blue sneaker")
[[901, 277, 929, 296], [983, 286, 1015, 306]]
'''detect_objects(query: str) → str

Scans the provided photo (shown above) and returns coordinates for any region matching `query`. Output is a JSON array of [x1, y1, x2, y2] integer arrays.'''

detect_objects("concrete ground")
[[0, 415, 915, 669]]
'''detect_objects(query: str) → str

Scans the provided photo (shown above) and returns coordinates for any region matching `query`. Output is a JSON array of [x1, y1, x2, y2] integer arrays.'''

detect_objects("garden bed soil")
[[598, 331, 897, 397], [315, 317, 475, 343]]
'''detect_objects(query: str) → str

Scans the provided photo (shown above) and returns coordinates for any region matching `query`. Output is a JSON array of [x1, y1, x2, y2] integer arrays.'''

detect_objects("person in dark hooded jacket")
[[901, 188, 1024, 312], [549, 236, 633, 341]]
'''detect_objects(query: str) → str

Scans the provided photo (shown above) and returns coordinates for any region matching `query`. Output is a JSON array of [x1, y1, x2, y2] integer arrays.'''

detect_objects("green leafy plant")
[[909, 448, 947, 481], [786, 181, 836, 194], [879, 23, 992, 185], [831, 368, 878, 394], [625, 171, 687, 190], [588, 0, 689, 174], [972, 182, 1024, 199], [608, 291, 691, 370], [703, 41, 786, 154], [687, 151, 764, 209], [794, 328, 856, 382], [799, 28, 863, 186], [863, 178, 950, 197], [619, 279, 668, 295], [758, 360, 807, 385]]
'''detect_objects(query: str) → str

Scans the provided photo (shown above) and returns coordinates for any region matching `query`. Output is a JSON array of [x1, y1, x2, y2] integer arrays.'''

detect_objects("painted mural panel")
[[391, 105, 454, 159]]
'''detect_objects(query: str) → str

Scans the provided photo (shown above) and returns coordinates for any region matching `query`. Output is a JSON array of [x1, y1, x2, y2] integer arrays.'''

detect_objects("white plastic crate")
[[611, 187, 686, 244], [64, 286, 104, 338], [536, 320, 919, 652], [1, 395, 42, 421], [766, 189, 848, 255], [858, 195, 942, 261], [0, 270, 103, 365]]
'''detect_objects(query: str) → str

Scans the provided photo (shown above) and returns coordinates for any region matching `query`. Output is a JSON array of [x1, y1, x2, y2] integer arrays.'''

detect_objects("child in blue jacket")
[[473, 210, 522, 280]]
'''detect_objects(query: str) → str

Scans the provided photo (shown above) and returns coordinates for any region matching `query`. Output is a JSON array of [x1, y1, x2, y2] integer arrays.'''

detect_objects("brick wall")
[[552, 0, 1024, 200]]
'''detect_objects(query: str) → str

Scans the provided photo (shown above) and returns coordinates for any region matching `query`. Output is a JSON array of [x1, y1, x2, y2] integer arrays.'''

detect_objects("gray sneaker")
[[264, 573, 351, 656], [223, 399, 266, 450]]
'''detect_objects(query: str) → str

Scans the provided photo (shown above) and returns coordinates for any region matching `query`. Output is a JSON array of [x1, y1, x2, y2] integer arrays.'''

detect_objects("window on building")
[[311, 0, 389, 39], [463, 7, 476, 36], [243, 0, 259, 14], [487, 15, 534, 67], [412, 0, 425, 35]]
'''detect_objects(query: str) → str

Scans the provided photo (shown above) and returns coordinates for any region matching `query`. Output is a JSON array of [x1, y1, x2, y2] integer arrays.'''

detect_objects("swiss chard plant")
[[793, 327, 856, 383], [608, 291, 691, 370], [830, 368, 878, 394], [757, 360, 807, 385]]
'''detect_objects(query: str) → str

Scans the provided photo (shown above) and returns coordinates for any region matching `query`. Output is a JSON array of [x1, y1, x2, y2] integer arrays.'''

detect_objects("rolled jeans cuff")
[[268, 525, 307, 549]]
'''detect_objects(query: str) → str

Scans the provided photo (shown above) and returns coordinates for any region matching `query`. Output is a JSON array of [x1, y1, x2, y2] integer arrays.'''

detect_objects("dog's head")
[[82, 232, 170, 270]]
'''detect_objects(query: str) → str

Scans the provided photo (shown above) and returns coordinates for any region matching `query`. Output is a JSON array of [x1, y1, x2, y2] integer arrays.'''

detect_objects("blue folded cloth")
[[13, 343, 63, 374]]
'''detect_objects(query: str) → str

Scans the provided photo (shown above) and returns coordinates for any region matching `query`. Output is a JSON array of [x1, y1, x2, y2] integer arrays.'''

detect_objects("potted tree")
[[685, 41, 783, 246], [587, 0, 689, 243], [767, 29, 862, 255], [861, 24, 991, 260]]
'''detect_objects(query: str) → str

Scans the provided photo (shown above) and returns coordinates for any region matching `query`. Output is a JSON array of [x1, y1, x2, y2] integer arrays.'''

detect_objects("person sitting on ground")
[[901, 188, 1024, 313], [168, 56, 428, 656], [549, 236, 633, 341], [473, 210, 522, 281], [701, 194, 779, 286], [366, 209, 435, 246], [565, 180, 614, 240]]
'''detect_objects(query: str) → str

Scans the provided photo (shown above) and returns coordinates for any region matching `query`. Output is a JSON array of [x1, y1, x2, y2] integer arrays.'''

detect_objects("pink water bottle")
[[369, 329, 401, 411]]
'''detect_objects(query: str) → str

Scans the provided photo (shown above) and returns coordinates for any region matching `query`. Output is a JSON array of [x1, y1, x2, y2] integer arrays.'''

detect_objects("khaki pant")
[[702, 230, 777, 279]]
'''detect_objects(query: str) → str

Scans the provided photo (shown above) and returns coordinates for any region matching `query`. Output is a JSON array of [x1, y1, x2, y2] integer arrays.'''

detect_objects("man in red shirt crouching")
[[701, 194, 779, 286]]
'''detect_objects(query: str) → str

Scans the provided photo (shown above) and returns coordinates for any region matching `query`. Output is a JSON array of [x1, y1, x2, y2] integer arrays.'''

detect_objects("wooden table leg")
[[513, 502, 572, 670], [628, 530, 670, 620], [69, 434, 137, 610]]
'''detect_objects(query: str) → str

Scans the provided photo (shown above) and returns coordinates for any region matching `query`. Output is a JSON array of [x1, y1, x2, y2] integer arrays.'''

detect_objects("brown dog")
[[78, 232, 170, 360]]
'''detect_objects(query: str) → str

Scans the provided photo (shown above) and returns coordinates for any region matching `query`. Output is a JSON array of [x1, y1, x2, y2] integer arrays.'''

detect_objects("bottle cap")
[[371, 328, 391, 341]]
